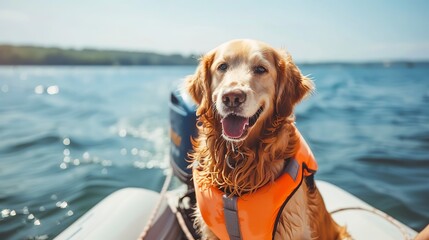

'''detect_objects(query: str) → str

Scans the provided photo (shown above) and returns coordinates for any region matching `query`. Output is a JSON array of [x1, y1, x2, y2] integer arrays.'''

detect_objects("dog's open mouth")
[[221, 106, 263, 140]]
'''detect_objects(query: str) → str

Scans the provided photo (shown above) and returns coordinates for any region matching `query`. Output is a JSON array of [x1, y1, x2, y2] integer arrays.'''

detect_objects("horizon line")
[[1, 43, 428, 64]]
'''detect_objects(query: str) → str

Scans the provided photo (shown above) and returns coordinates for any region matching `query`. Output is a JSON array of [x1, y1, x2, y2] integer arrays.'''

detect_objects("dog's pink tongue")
[[221, 115, 249, 138]]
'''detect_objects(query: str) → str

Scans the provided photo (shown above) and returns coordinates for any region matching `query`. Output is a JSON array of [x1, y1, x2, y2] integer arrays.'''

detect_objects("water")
[[0, 64, 428, 239]]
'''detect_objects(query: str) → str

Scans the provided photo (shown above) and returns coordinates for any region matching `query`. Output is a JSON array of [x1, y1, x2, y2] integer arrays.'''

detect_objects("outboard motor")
[[169, 84, 201, 239], [169, 84, 198, 185]]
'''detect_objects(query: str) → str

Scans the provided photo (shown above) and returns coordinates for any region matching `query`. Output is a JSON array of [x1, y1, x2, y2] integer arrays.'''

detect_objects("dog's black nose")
[[222, 90, 246, 108]]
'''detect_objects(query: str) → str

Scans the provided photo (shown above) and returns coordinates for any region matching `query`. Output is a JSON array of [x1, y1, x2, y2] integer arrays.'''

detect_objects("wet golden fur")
[[186, 39, 350, 239]]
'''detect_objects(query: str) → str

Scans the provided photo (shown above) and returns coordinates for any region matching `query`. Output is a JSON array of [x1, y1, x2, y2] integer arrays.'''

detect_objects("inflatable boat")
[[54, 87, 418, 240]]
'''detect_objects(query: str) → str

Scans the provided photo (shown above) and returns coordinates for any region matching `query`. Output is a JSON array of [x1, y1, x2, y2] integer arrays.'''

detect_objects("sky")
[[0, 0, 428, 62]]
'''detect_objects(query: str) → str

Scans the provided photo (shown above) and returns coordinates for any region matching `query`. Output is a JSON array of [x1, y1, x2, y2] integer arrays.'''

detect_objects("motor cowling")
[[169, 85, 198, 184]]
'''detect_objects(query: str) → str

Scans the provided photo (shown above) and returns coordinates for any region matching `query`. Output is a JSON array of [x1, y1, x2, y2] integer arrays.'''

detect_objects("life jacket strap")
[[222, 195, 242, 240], [283, 158, 300, 181]]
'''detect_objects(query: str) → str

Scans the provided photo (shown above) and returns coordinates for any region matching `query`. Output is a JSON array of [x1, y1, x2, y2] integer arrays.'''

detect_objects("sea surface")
[[0, 64, 428, 239]]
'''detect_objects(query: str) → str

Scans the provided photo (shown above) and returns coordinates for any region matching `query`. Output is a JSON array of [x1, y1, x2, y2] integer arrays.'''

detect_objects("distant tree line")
[[0, 45, 199, 65], [0, 44, 426, 67]]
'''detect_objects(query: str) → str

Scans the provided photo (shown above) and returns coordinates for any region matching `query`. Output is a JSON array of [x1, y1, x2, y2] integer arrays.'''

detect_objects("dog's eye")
[[217, 63, 228, 72], [254, 66, 267, 74]]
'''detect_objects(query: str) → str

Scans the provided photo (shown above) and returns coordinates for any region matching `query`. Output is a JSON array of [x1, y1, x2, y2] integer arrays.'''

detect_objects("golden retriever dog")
[[186, 39, 350, 240]]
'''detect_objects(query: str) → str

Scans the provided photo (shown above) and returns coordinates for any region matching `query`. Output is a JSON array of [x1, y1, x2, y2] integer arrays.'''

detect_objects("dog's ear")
[[185, 53, 214, 116], [275, 51, 314, 117]]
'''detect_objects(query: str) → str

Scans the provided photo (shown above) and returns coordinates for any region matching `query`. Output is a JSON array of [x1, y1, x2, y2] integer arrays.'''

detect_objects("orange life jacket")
[[193, 131, 318, 240]]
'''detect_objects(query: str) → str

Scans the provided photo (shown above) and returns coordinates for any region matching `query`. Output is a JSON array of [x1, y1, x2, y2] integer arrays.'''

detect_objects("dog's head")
[[186, 39, 313, 143]]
